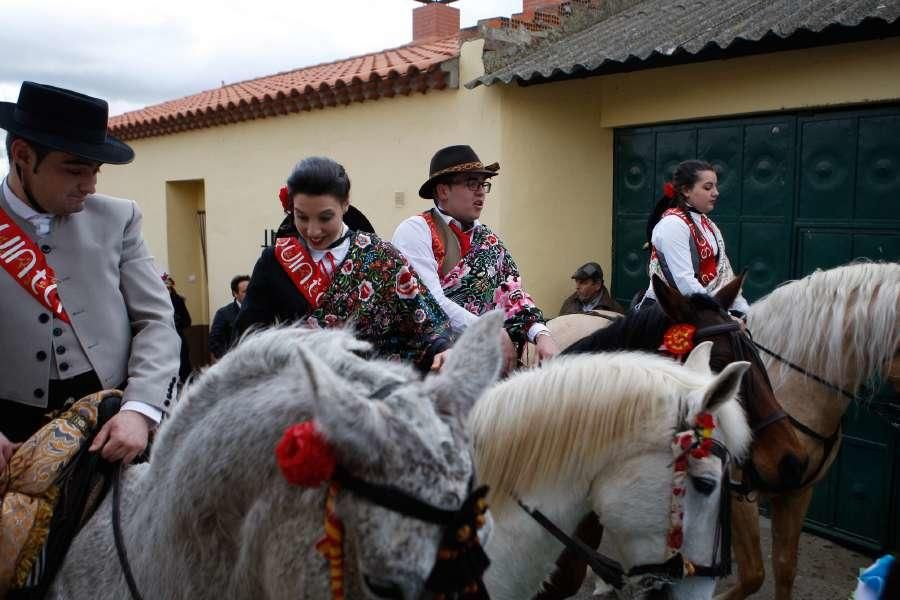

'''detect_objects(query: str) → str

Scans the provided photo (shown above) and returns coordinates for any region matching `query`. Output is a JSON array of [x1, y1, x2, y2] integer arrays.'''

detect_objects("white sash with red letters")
[[274, 236, 331, 309], [0, 204, 70, 323]]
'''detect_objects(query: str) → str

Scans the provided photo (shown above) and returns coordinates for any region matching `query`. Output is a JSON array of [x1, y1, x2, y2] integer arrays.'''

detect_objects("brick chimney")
[[413, 0, 460, 42]]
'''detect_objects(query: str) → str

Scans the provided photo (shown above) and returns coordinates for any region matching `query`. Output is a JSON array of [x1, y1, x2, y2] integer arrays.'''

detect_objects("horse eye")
[[690, 476, 717, 496]]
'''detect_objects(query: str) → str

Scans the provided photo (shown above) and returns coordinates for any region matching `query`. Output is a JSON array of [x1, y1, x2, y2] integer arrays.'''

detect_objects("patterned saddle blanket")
[[0, 390, 122, 598]]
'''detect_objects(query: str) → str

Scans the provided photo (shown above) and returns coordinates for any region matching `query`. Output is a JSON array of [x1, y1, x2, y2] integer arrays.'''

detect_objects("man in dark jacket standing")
[[558, 262, 624, 315], [208, 274, 249, 360]]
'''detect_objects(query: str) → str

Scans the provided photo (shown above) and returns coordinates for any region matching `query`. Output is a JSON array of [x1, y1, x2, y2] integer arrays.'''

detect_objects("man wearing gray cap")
[[558, 261, 623, 315]]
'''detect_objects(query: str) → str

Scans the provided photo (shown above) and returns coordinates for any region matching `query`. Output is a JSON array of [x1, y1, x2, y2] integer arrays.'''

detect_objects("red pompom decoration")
[[279, 186, 291, 213], [661, 323, 696, 356], [663, 181, 676, 199], [691, 438, 713, 459], [696, 412, 715, 430], [276, 420, 336, 487]]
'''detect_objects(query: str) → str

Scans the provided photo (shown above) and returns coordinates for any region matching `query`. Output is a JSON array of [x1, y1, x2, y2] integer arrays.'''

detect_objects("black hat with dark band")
[[0, 81, 134, 164]]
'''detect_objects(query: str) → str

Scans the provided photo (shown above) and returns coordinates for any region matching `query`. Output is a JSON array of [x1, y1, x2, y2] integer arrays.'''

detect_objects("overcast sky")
[[0, 0, 522, 173]]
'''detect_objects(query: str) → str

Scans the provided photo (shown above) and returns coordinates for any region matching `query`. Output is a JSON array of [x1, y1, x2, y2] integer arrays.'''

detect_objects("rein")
[[112, 464, 143, 600], [517, 428, 733, 593], [753, 340, 858, 402]]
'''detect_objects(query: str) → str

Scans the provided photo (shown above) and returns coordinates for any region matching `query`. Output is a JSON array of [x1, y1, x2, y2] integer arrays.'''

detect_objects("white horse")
[[471, 343, 754, 600], [48, 312, 505, 599], [723, 261, 900, 600]]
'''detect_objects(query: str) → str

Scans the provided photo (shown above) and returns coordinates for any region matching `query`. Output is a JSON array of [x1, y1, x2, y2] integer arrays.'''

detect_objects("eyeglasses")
[[452, 177, 492, 193]]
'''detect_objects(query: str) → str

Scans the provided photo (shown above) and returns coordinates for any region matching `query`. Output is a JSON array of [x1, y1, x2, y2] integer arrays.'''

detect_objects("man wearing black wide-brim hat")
[[392, 145, 559, 373], [0, 82, 179, 471]]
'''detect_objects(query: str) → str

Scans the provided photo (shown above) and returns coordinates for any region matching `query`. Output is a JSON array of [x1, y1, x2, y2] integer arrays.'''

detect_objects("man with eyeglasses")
[[392, 145, 559, 373]]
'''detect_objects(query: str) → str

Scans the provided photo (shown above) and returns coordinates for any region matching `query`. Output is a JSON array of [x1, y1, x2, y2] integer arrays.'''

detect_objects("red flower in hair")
[[279, 186, 291, 213], [663, 182, 676, 199], [275, 421, 336, 487]]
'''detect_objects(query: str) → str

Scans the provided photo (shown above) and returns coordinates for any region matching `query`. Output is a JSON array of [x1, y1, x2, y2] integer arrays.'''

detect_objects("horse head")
[[472, 345, 752, 600], [303, 311, 504, 599], [651, 275, 808, 492]]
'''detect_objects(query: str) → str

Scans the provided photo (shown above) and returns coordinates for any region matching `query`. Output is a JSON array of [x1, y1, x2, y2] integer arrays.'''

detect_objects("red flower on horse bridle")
[[276, 420, 336, 487], [660, 323, 696, 357]]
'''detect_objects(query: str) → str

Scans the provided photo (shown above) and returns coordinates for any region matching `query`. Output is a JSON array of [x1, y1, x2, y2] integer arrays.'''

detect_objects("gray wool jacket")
[[0, 186, 180, 412]]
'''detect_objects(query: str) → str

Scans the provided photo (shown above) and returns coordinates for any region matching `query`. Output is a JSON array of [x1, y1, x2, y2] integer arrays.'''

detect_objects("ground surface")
[[568, 516, 870, 599]]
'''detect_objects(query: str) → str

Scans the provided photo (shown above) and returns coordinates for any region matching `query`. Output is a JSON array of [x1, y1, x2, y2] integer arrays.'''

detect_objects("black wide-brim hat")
[[0, 81, 134, 165], [418, 144, 499, 199]]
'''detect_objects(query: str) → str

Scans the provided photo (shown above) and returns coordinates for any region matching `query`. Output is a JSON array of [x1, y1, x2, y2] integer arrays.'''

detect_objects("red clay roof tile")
[[109, 36, 460, 140]]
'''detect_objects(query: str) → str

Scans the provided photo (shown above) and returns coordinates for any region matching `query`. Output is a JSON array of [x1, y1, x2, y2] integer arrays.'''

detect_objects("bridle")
[[689, 319, 807, 496], [113, 379, 493, 600], [517, 418, 733, 595]]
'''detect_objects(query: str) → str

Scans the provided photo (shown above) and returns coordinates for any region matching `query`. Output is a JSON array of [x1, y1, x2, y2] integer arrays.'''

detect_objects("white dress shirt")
[[644, 211, 750, 314], [392, 210, 550, 341]]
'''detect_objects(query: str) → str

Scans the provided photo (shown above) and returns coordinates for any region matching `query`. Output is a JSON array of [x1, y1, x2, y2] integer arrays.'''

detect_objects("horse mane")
[[151, 324, 416, 473], [469, 352, 751, 513], [563, 293, 723, 354], [747, 261, 900, 394]]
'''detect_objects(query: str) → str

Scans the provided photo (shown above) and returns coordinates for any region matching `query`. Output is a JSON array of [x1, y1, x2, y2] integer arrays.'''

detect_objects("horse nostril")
[[779, 454, 807, 489], [363, 575, 405, 600]]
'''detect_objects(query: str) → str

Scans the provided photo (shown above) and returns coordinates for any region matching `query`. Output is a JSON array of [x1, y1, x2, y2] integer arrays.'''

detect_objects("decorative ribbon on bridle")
[[667, 411, 716, 562], [275, 420, 491, 600]]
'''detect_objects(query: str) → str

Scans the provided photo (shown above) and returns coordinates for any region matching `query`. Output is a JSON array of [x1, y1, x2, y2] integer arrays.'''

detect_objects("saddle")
[[1, 390, 122, 598]]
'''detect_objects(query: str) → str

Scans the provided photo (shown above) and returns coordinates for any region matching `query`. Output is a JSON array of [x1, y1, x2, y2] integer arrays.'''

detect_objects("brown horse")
[[720, 261, 900, 600], [530, 275, 808, 492]]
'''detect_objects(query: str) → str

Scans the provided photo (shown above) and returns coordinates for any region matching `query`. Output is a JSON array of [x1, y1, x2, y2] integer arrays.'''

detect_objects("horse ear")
[[714, 272, 746, 310], [427, 310, 504, 427], [301, 345, 388, 467], [652, 274, 688, 321], [701, 360, 750, 413], [683, 341, 713, 375]]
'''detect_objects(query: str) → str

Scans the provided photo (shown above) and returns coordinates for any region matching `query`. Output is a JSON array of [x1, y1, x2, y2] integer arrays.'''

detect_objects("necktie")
[[318, 252, 336, 281], [448, 221, 472, 257]]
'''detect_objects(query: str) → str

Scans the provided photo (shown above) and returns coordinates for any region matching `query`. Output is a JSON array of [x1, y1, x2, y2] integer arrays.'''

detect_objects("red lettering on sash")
[[0, 205, 70, 323], [660, 208, 718, 286], [274, 237, 331, 309]]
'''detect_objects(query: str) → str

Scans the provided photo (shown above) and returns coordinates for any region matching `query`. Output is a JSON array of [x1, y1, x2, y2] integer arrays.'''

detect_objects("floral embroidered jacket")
[[236, 230, 452, 370], [438, 223, 546, 344]]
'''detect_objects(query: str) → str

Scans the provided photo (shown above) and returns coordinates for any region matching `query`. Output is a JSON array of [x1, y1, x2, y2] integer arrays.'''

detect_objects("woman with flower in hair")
[[636, 159, 750, 318], [234, 156, 453, 372]]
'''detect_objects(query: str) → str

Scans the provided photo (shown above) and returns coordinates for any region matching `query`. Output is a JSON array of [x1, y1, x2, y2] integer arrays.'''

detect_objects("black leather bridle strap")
[[517, 500, 626, 589], [112, 464, 144, 600], [335, 467, 462, 526], [753, 341, 858, 402]]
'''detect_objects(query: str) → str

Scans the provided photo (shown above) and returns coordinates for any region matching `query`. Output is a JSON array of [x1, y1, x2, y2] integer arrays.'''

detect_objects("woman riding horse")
[[639, 159, 749, 320], [234, 156, 453, 373]]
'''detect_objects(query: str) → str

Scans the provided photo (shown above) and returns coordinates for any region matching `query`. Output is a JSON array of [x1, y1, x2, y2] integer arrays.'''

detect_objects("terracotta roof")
[[109, 36, 460, 140]]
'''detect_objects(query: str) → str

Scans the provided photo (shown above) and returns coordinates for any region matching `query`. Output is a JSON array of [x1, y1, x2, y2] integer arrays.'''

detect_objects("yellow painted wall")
[[599, 38, 900, 127], [98, 36, 900, 319], [497, 79, 611, 316], [165, 180, 209, 324], [99, 40, 505, 313]]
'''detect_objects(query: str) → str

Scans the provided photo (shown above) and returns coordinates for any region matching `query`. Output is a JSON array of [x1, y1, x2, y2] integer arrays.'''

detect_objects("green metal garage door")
[[612, 105, 900, 552]]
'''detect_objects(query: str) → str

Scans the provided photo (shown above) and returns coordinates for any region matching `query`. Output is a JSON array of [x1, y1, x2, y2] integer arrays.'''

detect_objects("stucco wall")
[[99, 40, 504, 312], [98, 35, 900, 321], [599, 38, 900, 127]]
